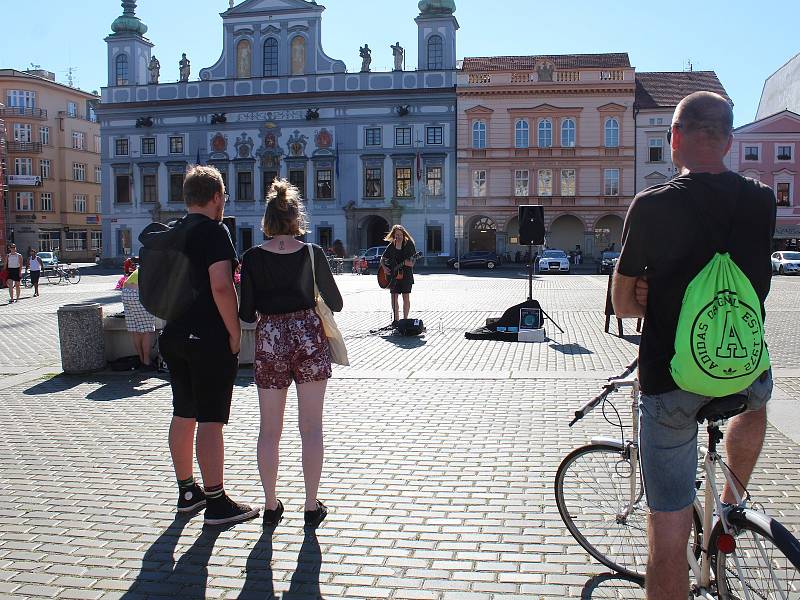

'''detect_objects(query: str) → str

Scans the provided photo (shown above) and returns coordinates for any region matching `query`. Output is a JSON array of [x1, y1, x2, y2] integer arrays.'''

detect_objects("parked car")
[[771, 251, 800, 275], [447, 251, 500, 270], [361, 245, 388, 268], [538, 249, 571, 274], [597, 251, 621, 275], [37, 251, 59, 268]]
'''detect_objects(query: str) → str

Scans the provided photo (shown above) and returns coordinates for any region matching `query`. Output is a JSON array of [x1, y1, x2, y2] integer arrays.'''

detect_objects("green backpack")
[[670, 187, 770, 396]]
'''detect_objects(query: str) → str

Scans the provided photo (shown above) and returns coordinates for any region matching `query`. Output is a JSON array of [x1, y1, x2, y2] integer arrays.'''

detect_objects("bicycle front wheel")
[[555, 443, 649, 580], [712, 508, 800, 599], [21, 275, 32, 289], [65, 268, 81, 284], [46, 269, 61, 284]]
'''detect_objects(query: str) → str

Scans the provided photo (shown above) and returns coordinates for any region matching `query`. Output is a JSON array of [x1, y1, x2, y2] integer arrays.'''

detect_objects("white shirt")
[[6, 253, 21, 268], [29, 256, 42, 271]]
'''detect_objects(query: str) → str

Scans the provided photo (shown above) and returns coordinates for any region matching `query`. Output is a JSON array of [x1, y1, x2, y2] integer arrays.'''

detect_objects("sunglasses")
[[666, 123, 682, 144]]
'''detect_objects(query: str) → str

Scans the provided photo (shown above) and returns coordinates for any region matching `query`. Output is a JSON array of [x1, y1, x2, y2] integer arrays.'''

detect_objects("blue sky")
[[1, 0, 796, 126]]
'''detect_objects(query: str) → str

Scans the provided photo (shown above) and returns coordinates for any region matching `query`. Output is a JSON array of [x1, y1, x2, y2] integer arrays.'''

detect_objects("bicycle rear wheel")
[[711, 508, 800, 599], [65, 268, 81, 284], [46, 269, 61, 284]]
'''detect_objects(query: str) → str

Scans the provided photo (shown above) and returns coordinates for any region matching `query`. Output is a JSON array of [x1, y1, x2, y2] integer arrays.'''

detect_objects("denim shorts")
[[639, 369, 773, 512]]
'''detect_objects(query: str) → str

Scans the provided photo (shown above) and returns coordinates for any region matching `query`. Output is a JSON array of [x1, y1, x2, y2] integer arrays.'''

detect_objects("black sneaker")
[[204, 494, 260, 526], [304, 500, 328, 529], [177, 483, 206, 513], [263, 499, 284, 528]]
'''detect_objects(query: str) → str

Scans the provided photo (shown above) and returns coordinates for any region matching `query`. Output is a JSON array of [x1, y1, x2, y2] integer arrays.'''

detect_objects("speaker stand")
[[525, 244, 565, 334]]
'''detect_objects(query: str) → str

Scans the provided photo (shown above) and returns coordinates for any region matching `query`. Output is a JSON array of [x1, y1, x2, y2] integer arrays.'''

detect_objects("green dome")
[[111, 0, 148, 36], [418, 0, 456, 15]]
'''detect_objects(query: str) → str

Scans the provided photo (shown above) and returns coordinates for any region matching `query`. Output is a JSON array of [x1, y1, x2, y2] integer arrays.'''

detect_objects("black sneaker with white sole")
[[177, 483, 206, 513], [204, 494, 260, 526]]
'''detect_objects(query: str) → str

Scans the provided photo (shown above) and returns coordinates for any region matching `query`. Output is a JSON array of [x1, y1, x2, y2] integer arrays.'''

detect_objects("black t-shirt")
[[381, 240, 417, 284], [617, 172, 776, 394], [238, 244, 343, 321], [162, 213, 237, 342]]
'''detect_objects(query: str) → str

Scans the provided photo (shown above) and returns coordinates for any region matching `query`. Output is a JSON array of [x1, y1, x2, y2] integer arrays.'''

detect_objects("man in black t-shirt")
[[159, 166, 259, 526], [613, 92, 776, 599]]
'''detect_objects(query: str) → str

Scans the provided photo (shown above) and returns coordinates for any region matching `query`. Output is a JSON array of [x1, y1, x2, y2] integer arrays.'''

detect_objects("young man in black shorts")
[[159, 165, 259, 526]]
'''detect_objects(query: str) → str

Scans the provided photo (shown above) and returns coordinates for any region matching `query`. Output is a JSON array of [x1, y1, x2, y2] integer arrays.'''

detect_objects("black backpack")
[[396, 318, 425, 336], [137, 217, 202, 321]]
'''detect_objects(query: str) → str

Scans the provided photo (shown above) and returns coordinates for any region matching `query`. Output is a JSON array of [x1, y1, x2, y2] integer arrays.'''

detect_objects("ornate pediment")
[[224, 0, 322, 16], [464, 104, 494, 115]]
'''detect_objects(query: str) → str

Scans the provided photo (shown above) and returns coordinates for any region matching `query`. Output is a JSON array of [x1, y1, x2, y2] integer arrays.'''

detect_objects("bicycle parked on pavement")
[[555, 359, 800, 598], [23, 264, 82, 286]]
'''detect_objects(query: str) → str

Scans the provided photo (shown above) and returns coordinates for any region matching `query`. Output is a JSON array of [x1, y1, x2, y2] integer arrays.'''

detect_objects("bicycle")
[[52, 264, 81, 285], [555, 359, 800, 598]]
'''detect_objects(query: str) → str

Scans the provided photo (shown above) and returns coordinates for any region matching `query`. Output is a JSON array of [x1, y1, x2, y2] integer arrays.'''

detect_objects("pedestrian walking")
[[121, 267, 156, 369], [26, 249, 43, 297], [5, 244, 23, 303], [157, 165, 259, 526], [239, 178, 343, 529], [612, 91, 776, 599]]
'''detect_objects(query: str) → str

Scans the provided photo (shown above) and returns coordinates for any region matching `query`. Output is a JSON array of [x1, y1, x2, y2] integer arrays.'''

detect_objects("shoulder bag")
[[307, 244, 349, 366]]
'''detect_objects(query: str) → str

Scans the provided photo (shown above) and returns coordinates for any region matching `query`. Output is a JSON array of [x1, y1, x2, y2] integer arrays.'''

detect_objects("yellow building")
[[1, 69, 101, 262]]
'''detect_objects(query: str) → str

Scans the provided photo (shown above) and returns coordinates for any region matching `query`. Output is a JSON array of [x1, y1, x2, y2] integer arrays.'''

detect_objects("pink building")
[[730, 110, 800, 249]]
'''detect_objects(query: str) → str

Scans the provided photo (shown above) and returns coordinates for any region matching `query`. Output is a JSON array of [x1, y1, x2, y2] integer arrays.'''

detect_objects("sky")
[[0, 0, 797, 126]]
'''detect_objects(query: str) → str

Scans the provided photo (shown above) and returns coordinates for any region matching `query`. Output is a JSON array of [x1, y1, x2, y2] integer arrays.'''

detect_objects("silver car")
[[771, 251, 800, 275], [538, 249, 570, 273]]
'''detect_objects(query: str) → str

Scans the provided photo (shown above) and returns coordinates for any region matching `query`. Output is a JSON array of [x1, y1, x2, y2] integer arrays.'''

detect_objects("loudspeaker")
[[395, 318, 425, 336], [519, 205, 545, 245]]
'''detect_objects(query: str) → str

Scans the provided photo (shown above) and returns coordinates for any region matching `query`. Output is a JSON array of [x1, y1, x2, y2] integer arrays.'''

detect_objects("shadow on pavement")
[[23, 372, 170, 398], [282, 530, 324, 600], [380, 334, 428, 349], [549, 342, 593, 355], [580, 572, 644, 599], [239, 529, 276, 599]]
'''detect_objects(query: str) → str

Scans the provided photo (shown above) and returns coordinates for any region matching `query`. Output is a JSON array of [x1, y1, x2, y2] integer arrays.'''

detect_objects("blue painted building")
[[98, 0, 458, 260]]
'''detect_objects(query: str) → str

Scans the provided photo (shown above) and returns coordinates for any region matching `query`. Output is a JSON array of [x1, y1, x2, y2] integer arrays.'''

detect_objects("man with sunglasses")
[[612, 92, 776, 599]]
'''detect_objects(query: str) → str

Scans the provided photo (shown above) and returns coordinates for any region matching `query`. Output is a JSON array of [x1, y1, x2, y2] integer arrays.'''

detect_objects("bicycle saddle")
[[696, 394, 748, 424]]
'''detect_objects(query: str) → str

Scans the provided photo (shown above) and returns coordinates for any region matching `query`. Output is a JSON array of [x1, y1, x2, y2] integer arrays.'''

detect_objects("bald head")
[[674, 91, 733, 145]]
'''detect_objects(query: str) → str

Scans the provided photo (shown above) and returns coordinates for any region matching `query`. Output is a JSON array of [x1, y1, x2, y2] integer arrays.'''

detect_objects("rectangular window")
[[6, 89, 36, 108], [777, 182, 791, 207], [73, 194, 87, 213], [72, 131, 85, 150], [95, 166, 102, 183], [169, 173, 184, 203], [318, 227, 333, 250], [39, 231, 60, 252], [91, 231, 102, 251], [263, 171, 278, 198], [426, 126, 443, 145], [237, 171, 253, 201], [73, 163, 86, 181], [561, 169, 576, 196], [744, 146, 759, 161], [604, 168, 620, 196], [288, 170, 305, 199], [169, 136, 184, 154], [115, 138, 129, 156], [395, 127, 412, 146], [141, 137, 156, 155], [316, 169, 333, 199], [426, 166, 443, 196], [16, 192, 34, 211], [426, 225, 443, 253], [777, 145, 793, 161], [142, 174, 157, 203], [648, 137, 664, 162], [395, 167, 413, 197], [365, 167, 382, 197], [13, 123, 32, 142], [472, 170, 486, 197], [514, 169, 529, 196], [365, 127, 382, 147], [40, 192, 53, 212], [67, 101, 78, 118], [14, 158, 33, 175], [65, 231, 87, 251], [95, 196, 102, 213], [39, 126, 50, 145], [116, 174, 131, 203], [538, 169, 553, 196], [94, 135, 101, 154], [40, 159, 51, 179]]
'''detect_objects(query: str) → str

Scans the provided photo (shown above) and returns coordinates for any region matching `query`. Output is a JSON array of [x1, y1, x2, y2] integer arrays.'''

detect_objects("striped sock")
[[177, 476, 195, 490], [204, 484, 224, 500]]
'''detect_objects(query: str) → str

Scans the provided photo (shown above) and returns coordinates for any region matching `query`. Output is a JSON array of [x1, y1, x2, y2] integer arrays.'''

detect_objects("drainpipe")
[[453, 81, 458, 259]]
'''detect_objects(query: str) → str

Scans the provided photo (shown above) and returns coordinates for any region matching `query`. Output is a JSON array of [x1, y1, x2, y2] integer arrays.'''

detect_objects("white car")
[[37, 251, 59, 268], [771, 251, 800, 275], [538, 249, 571, 274]]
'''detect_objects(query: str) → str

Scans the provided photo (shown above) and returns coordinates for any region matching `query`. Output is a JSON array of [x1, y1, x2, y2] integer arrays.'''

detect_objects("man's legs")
[[169, 415, 196, 481], [391, 293, 399, 322], [196, 422, 225, 489], [721, 406, 766, 504], [402, 293, 410, 319], [646, 507, 693, 599]]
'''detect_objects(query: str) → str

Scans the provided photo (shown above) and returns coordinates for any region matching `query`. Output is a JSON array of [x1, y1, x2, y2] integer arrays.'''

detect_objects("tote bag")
[[307, 244, 349, 366]]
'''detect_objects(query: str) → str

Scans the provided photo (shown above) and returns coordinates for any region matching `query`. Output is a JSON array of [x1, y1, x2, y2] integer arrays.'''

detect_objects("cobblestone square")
[[1, 269, 799, 598]]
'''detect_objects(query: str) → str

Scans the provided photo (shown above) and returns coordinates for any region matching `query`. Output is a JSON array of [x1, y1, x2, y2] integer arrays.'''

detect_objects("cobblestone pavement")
[[0, 269, 799, 598]]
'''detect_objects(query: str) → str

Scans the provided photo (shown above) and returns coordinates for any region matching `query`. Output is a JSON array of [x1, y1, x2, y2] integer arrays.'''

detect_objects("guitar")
[[377, 251, 423, 289]]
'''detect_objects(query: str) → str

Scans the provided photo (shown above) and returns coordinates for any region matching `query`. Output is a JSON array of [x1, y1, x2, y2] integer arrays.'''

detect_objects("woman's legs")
[[131, 332, 145, 364], [141, 331, 154, 365], [391, 293, 400, 322], [32, 275, 39, 296], [257, 387, 288, 510], [296, 379, 326, 511], [14, 280, 21, 300], [402, 293, 411, 319]]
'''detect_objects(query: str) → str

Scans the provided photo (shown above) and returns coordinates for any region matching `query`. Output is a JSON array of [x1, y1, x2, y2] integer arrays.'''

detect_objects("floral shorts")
[[255, 308, 332, 389]]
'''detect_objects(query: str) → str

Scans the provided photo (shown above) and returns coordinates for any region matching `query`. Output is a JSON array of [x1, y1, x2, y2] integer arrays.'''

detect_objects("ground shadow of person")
[[282, 529, 323, 600], [239, 528, 276, 599], [121, 513, 222, 598]]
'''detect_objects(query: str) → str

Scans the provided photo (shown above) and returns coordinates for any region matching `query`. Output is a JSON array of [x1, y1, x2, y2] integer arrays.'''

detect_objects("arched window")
[[515, 120, 529, 148], [236, 39, 252, 78], [538, 118, 552, 148], [263, 38, 278, 76], [604, 117, 619, 148], [115, 54, 129, 86], [561, 118, 576, 147], [427, 35, 444, 70], [290, 36, 306, 76], [472, 121, 486, 149]]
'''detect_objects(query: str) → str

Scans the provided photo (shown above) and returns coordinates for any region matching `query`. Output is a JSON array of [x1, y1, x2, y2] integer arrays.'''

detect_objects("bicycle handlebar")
[[568, 358, 638, 427]]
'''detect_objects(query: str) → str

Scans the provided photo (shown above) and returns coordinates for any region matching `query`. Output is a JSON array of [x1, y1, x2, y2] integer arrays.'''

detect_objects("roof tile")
[[635, 71, 730, 108]]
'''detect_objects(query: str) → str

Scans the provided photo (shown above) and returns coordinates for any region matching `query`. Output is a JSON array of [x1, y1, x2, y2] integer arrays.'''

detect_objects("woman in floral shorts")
[[239, 179, 343, 530]]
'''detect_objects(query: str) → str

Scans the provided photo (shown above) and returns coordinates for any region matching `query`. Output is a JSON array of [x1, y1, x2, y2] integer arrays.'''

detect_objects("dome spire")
[[418, 0, 456, 16], [111, 0, 148, 36]]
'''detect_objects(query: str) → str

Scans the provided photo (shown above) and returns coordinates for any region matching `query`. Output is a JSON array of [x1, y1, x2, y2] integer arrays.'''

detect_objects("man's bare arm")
[[612, 271, 646, 318], [209, 260, 241, 354]]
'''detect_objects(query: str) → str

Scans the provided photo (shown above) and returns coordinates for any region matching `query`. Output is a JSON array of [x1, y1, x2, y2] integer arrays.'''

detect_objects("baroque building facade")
[[98, 0, 458, 260], [456, 54, 635, 259]]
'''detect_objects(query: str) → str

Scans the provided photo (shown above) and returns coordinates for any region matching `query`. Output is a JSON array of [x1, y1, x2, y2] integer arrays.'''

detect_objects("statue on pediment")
[[359, 44, 372, 73], [179, 53, 191, 82], [148, 55, 160, 84], [391, 42, 404, 71]]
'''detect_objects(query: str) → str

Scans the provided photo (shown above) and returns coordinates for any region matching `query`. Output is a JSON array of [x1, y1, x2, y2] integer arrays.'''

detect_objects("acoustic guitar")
[[377, 251, 423, 289]]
